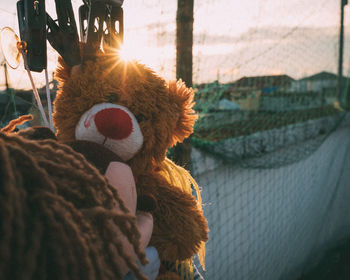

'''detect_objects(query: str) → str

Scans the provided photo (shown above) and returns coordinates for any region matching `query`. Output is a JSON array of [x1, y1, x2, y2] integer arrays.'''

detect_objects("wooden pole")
[[172, 0, 194, 169], [176, 0, 194, 87], [338, 0, 347, 107]]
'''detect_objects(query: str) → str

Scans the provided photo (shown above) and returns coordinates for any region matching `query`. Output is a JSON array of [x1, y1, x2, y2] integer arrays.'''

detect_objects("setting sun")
[[117, 36, 174, 73], [118, 42, 136, 62]]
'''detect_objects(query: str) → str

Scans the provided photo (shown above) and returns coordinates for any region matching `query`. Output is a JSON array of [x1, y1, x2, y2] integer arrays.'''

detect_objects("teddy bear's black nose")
[[94, 108, 133, 140]]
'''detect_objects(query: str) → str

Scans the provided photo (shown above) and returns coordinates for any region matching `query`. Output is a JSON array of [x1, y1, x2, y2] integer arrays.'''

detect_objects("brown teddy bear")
[[53, 49, 209, 279]]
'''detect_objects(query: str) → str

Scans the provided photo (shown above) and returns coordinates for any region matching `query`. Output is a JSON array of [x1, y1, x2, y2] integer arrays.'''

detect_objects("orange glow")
[[118, 42, 136, 62]]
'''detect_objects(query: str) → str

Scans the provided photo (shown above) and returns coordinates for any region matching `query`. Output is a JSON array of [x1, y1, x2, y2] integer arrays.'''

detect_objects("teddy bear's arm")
[[136, 173, 208, 262]]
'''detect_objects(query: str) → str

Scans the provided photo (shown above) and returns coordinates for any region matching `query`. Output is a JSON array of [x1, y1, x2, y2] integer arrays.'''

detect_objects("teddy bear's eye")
[[108, 94, 119, 103], [136, 114, 146, 123]]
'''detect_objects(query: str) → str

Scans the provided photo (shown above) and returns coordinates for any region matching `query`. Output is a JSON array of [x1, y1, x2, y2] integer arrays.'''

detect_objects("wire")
[[25, 68, 49, 127], [0, 7, 16, 16], [45, 68, 54, 131]]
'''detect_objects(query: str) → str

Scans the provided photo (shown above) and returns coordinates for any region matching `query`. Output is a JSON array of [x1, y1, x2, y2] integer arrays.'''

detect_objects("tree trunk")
[[173, 0, 194, 169]]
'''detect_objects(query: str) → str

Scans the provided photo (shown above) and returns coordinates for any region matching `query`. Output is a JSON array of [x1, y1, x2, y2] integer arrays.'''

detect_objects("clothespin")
[[17, 0, 47, 72]]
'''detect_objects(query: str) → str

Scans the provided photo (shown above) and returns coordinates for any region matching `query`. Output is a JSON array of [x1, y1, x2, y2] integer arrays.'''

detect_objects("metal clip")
[[17, 0, 47, 72]]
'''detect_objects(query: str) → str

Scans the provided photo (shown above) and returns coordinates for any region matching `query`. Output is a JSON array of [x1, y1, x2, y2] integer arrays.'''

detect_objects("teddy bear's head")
[[53, 53, 197, 173]]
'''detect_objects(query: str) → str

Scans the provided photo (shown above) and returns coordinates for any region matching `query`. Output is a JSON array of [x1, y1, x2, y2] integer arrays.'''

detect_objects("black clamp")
[[17, 0, 47, 72], [16, 0, 124, 70]]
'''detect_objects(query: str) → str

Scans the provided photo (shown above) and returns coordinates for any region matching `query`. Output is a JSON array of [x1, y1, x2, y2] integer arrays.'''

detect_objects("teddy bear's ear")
[[168, 80, 198, 147], [54, 56, 72, 84]]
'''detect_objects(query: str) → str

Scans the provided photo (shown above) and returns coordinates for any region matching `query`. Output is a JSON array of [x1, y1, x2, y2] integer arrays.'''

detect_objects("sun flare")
[[117, 37, 170, 71], [118, 42, 137, 62]]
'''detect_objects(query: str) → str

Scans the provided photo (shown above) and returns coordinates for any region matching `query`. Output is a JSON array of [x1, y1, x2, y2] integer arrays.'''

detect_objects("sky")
[[0, 0, 348, 89]]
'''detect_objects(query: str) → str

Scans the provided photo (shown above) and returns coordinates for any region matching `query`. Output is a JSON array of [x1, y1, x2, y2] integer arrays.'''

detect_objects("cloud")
[[191, 26, 344, 83], [129, 25, 344, 83], [150, 25, 344, 47]]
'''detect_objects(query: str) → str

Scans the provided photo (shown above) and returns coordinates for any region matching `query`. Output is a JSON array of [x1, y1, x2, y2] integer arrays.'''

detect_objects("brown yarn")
[[1, 114, 33, 133], [0, 131, 148, 280]]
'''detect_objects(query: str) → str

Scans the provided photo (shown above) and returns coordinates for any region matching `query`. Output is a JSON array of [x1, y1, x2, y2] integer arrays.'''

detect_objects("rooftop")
[[232, 75, 295, 88], [299, 71, 338, 82]]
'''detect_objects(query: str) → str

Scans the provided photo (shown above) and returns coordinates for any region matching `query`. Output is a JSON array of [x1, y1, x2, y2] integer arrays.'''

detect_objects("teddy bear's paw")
[[136, 173, 209, 261], [149, 191, 209, 261], [151, 220, 208, 262]]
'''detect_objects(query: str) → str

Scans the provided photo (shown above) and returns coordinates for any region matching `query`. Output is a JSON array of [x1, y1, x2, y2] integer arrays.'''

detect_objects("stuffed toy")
[[52, 48, 209, 279]]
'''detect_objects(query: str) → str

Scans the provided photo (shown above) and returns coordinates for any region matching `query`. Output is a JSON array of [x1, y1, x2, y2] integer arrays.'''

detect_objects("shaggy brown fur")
[[0, 127, 147, 280], [137, 172, 208, 261], [53, 52, 209, 277], [54, 55, 198, 176]]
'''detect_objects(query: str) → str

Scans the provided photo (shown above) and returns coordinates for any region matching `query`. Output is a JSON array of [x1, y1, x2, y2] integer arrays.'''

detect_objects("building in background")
[[259, 92, 324, 112], [232, 75, 295, 94], [288, 71, 340, 107], [194, 72, 342, 113], [289, 71, 337, 93], [227, 75, 295, 111]]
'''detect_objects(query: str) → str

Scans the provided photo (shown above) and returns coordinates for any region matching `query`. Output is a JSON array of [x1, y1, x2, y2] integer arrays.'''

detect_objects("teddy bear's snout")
[[94, 108, 133, 140], [75, 103, 144, 161]]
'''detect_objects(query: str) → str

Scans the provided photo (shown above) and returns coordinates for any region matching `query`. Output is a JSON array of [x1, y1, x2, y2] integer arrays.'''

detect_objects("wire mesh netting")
[[186, 1, 350, 279], [192, 125, 350, 279], [1, 0, 350, 279]]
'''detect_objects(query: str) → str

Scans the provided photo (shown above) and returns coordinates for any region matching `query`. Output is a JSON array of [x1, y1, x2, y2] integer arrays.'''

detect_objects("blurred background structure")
[[1, 0, 350, 279]]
